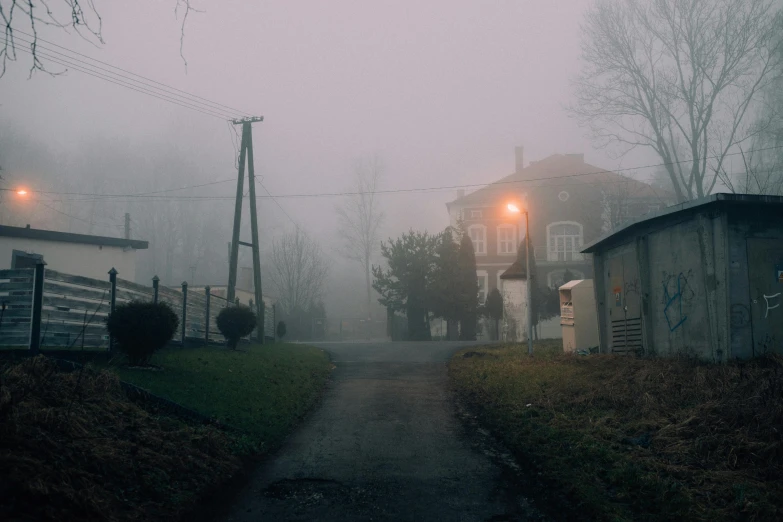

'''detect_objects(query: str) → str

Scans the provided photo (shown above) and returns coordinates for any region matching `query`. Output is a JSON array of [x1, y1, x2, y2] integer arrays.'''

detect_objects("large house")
[[446, 147, 672, 311]]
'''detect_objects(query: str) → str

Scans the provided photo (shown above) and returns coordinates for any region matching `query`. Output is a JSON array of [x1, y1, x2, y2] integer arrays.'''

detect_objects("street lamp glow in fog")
[[16, 189, 28, 196], [507, 203, 520, 213]]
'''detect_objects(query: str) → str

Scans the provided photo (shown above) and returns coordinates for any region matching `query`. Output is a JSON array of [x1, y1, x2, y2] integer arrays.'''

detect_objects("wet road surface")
[[218, 341, 544, 522]]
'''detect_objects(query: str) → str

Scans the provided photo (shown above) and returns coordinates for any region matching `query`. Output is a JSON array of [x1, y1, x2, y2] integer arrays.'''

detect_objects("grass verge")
[[103, 343, 332, 451], [449, 341, 783, 521], [0, 343, 331, 521]]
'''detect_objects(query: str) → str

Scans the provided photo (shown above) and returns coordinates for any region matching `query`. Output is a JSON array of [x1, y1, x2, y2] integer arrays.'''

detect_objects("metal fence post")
[[204, 286, 211, 346], [273, 304, 277, 343], [181, 281, 188, 346], [152, 275, 160, 304], [29, 261, 46, 355], [108, 268, 118, 353], [249, 298, 255, 341]]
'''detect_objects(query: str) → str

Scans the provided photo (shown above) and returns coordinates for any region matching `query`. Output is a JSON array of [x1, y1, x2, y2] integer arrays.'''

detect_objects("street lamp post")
[[507, 203, 534, 356]]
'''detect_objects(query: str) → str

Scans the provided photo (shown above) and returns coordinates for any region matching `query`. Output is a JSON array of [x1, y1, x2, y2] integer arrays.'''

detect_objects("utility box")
[[559, 279, 599, 353]]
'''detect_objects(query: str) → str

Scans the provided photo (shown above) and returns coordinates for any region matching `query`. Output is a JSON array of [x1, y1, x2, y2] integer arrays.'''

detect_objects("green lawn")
[[449, 342, 783, 521], [100, 343, 332, 451]]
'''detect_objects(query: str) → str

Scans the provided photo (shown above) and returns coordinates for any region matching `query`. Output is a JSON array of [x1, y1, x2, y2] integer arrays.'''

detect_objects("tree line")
[[372, 226, 569, 342]]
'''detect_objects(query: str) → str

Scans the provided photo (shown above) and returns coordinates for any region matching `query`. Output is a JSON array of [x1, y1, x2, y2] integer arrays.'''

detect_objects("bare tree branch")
[[334, 154, 385, 319], [0, 0, 197, 78], [268, 229, 329, 315], [569, 0, 783, 202]]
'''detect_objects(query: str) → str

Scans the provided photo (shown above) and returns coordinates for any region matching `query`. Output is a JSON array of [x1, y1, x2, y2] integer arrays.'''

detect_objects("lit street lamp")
[[507, 202, 534, 356]]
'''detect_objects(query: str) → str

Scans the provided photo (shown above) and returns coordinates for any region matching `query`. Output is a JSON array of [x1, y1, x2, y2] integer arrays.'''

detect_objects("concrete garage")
[[581, 194, 783, 361]]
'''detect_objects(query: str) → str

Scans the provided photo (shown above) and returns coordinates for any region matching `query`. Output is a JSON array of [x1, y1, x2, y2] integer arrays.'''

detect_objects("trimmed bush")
[[216, 306, 257, 349], [106, 301, 179, 366], [276, 321, 287, 340]]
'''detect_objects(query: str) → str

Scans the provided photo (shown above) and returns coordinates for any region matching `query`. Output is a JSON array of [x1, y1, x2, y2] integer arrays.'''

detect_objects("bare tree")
[[335, 155, 384, 319], [268, 228, 329, 314], [570, 0, 783, 203], [1, 0, 195, 77]]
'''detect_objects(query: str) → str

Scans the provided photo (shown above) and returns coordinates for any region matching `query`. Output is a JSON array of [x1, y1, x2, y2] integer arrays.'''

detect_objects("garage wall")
[[0, 237, 138, 281], [726, 211, 783, 358]]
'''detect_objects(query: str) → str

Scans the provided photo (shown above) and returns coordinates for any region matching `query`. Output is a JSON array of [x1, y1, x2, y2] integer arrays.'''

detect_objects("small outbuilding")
[[0, 224, 148, 281], [581, 194, 783, 360], [499, 258, 530, 342]]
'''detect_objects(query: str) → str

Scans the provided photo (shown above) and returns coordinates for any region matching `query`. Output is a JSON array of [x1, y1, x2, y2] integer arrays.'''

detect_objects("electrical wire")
[[257, 178, 301, 231], [15, 46, 233, 119], [12, 29, 255, 117]]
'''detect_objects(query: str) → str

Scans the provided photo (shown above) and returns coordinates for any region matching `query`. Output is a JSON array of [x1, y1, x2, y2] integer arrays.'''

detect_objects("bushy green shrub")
[[106, 301, 179, 366], [276, 321, 287, 340], [216, 306, 256, 349]]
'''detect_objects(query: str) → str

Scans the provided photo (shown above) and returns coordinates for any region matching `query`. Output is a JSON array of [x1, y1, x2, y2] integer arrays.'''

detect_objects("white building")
[[499, 259, 529, 342], [0, 224, 148, 281]]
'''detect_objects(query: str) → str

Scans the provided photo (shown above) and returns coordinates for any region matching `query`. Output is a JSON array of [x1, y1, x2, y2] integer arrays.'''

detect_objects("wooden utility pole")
[[227, 116, 265, 342]]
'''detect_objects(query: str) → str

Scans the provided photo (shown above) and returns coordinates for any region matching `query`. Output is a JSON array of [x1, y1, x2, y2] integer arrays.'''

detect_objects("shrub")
[[216, 306, 256, 349], [106, 301, 179, 366], [276, 321, 287, 340]]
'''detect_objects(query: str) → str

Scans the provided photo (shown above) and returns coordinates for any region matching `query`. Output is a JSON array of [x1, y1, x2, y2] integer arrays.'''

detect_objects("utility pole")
[[227, 116, 265, 343], [124, 213, 131, 240]]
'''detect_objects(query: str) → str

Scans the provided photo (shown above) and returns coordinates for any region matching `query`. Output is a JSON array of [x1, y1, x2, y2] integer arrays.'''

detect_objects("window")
[[496, 224, 517, 255], [468, 225, 486, 255], [477, 270, 488, 304], [546, 222, 583, 262], [470, 210, 483, 219]]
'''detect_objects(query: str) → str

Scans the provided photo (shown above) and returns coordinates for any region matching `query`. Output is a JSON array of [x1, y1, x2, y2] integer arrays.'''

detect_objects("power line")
[[6, 145, 783, 203], [14, 47, 231, 120], [36, 200, 116, 230], [257, 179, 301, 231], [13, 29, 255, 117]]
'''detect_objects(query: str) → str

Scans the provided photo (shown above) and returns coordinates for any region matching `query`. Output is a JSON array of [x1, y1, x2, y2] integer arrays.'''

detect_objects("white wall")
[[501, 278, 529, 342], [0, 237, 139, 281]]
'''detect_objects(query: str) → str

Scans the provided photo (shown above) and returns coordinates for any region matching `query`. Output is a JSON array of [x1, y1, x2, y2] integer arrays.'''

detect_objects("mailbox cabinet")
[[559, 279, 599, 353]]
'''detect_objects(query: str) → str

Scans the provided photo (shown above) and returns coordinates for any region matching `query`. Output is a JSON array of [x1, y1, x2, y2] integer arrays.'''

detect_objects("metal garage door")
[[605, 247, 643, 354]]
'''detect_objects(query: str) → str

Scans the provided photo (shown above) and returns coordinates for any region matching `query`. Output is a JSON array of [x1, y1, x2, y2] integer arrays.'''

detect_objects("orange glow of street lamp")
[[507, 202, 521, 213], [16, 188, 28, 197]]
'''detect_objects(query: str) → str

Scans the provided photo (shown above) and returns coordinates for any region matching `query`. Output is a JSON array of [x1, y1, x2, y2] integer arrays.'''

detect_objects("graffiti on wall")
[[764, 293, 781, 318], [662, 270, 695, 332]]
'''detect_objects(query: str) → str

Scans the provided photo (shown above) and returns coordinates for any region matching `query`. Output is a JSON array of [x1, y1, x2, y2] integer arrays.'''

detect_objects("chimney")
[[515, 146, 525, 173], [456, 189, 465, 200]]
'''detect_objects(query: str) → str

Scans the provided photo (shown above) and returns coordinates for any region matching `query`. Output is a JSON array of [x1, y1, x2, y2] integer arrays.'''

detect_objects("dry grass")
[[0, 356, 243, 521], [449, 342, 783, 521]]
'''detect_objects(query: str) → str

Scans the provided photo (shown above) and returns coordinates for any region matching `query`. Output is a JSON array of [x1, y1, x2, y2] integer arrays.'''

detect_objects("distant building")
[[0, 224, 148, 281], [446, 147, 672, 338], [582, 193, 783, 360]]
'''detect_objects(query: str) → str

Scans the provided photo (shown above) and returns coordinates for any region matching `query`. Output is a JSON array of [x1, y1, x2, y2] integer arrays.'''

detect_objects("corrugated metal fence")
[[0, 265, 270, 352]]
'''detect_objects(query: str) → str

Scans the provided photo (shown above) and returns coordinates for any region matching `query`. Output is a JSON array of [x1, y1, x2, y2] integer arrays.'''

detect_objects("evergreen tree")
[[372, 230, 438, 340], [457, 232, 479, 340], [484, 288, 503, 341], [430, 228, 462, 340]]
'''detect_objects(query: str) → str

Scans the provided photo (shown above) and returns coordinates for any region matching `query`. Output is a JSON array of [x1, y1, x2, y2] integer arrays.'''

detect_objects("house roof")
[[581, 193, 783, 254], [446, 153, 670, 208], [0, 224, 149, 249], [499, 258, 529, 280]]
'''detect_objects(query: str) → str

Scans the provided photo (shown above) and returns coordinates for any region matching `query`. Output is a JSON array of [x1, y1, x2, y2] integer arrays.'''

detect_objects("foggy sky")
[[0, 0, 650, 234], [0, 0, 661, 316]]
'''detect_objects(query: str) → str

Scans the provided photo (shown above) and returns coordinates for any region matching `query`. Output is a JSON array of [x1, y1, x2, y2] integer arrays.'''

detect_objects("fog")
[[0, 0, 653, 319]]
